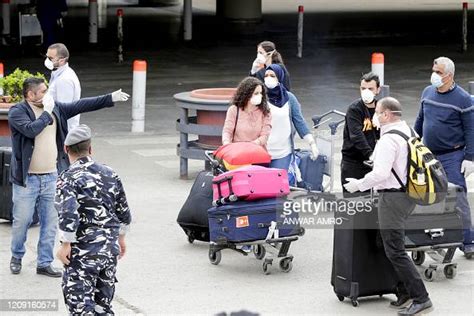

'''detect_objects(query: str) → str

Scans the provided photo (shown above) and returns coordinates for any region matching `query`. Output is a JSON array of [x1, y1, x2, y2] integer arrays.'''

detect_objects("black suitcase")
[[405, 184, 464, 248], [0, 147, 13, 221], [331, 197, 397, 307], [177, 170, 214, 243]]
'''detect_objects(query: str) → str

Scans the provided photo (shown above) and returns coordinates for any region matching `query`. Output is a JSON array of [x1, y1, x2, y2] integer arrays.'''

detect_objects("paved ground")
[[0, 4, 474, 316]]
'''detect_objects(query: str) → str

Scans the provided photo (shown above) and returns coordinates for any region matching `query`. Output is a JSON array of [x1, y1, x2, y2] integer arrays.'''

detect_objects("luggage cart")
[[409, 245, 461, 281], [288, 109, 346, 198], [18, 8, 43, 45], [208, 221, 305, 275], [204, 151, 305, 274], [369, 185, 464, 281], [311, 110, 346, 193]]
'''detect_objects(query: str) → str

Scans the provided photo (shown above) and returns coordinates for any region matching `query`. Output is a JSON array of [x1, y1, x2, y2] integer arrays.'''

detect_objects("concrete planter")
[[174, 88, 236, 179], [0, 101, 13, 137]]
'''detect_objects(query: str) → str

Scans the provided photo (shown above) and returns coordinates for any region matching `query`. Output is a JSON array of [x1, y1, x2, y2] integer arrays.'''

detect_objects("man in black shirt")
[[341, 72, 381, 197]]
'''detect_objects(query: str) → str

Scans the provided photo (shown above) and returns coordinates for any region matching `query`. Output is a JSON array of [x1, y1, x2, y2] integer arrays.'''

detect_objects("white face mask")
[[430, 72, 444, 88], [256, 53, 267, 64], [372, 112, 380, 129], [361, 89, 375, 104], [373, 110, 402, 129], [44, 58, 55, 71], [264, 77, 278, 89], [250, 94, 262, 105]]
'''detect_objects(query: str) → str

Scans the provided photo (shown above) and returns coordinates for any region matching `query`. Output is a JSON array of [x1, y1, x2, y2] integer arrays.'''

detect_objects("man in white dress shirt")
[[344, 97, 432, 316], [44, 43, 81, 131]]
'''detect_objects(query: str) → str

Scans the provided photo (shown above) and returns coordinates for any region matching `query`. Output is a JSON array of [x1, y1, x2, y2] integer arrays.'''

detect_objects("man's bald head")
[[378, 97, 402, 117]]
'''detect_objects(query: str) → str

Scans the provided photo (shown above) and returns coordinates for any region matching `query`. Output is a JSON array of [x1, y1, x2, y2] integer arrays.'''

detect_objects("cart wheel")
[[423, 268, 436, 282], [279, 258, 293, 273], [337, 295, 344, 302], [187, 235, 195, 244], [253, 245, 266, 260], [411, 251, 425, 266], [351, 299, 359, 307], [444, 264, 457, 279], [465, 252, 473, 260], [209, 250, 221, 265], [229, 194, 238, 202], [299, 227, 306, 236], [212, 200, 218, 207], [262, 259, 272, 275]]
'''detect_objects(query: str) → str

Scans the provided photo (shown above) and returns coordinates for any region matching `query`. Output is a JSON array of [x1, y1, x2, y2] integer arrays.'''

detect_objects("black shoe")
[[390, 296, 412, 309], [10, 257, 22, 274], [398, 299, 433, 316], [36, 265, 62, 278]]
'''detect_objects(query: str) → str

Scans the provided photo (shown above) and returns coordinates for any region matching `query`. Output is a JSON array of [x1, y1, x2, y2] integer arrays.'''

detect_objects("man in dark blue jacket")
[[36, 0, 68, 48], [415, 56, 474, 257], [8, 77, 129, 276]]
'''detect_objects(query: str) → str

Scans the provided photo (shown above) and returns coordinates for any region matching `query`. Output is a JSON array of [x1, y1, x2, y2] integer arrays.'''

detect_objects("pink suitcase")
[[212, 165, 290, 205]]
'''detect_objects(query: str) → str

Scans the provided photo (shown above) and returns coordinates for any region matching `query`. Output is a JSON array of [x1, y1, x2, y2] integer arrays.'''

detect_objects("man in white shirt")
[[344, 97, 432, 316], [44, 43, 81, 131]]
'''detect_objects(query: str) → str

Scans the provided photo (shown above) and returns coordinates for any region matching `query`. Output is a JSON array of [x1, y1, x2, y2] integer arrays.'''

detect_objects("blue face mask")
[[430, 72, 443, 88]]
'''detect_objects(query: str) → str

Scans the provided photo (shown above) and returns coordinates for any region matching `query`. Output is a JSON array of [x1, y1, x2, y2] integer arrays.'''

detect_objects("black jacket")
[[8, 94, 114, 187], [341, 99, 380, 163]]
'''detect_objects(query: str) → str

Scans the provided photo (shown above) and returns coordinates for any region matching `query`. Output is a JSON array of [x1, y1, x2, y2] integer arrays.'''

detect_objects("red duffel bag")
[[213, 142, 271, 170]]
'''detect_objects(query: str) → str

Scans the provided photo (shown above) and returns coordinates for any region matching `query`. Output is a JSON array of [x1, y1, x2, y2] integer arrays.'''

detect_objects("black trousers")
[[378, 191, 429, 304], [340, 159, 372, 198]]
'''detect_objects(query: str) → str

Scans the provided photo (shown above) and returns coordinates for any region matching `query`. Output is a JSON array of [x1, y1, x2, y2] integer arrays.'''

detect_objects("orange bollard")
[[371, 52, 384, 86], [132, 60, 147, 132]]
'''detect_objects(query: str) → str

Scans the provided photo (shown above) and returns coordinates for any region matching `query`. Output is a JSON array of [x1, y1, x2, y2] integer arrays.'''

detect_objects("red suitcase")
[[212, 166, 290, 205]]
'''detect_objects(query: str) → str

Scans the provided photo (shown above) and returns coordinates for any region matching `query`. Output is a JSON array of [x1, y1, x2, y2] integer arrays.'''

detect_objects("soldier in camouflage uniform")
[[55, 124, 131, 315]]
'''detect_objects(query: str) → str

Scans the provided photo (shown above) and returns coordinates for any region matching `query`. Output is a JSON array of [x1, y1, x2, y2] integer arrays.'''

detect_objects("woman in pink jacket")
[[222, 77, 272, 147]]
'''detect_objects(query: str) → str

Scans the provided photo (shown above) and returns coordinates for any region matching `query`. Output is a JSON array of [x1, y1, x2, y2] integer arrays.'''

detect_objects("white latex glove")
[[310, 143, 319, 161], [461, 160, 474, 178], [251, 59, 261, 75], [42, 92, 55, 113], [111, 89, 130, 102], [344, 178, 361, 193], [303, 134, 319, 160]]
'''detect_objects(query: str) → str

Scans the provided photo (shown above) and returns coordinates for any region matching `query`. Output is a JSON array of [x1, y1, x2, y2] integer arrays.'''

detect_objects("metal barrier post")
[[117, 9, 124, 64], [297, 5, 304, 58], [184, 0, 192, 41], [1, 0, 10, 45], [89, 0, 98, 44]]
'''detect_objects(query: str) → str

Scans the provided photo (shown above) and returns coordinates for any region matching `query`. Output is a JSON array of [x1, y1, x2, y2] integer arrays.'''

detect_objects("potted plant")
[[0, 68, 47, 137], [0, 68, 47, 104]]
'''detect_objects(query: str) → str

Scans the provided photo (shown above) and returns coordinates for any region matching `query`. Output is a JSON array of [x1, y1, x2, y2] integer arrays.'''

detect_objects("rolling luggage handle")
[[204, 150, 225, 175], [212, 175, 238, 206]]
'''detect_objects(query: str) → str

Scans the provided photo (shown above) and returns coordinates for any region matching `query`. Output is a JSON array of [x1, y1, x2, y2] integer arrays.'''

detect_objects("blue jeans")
[[11, 173, 58, 268], [270, 154, 292, 171], [437, 150, 473, 250]]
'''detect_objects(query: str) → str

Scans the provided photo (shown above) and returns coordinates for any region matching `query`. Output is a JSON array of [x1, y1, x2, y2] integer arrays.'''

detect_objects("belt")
[[378, 188, 404, 193], [432, 146, 464, 156]]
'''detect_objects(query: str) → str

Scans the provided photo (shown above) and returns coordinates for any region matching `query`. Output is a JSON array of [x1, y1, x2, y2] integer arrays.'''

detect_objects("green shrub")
[[0, 68, 48, 103]]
